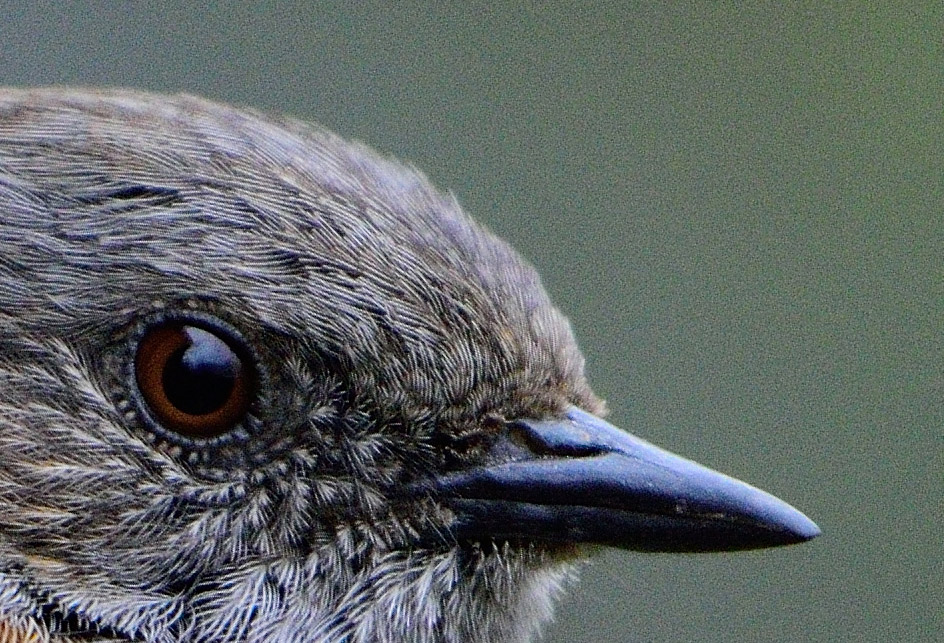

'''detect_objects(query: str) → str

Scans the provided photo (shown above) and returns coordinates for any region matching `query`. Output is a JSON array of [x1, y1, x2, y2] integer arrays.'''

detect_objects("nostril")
[[507, 421, 604, 459]]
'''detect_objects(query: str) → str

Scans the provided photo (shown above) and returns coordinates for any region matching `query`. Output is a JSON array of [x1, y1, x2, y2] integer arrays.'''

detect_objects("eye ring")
[[133, 318, 256, 439]]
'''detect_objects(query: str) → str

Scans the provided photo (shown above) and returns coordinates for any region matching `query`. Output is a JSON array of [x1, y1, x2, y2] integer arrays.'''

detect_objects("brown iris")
[[135, 323, 253, 438]]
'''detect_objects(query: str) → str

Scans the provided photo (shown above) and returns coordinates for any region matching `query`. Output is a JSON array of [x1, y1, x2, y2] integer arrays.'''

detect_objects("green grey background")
[[1, 3, 940, 642]]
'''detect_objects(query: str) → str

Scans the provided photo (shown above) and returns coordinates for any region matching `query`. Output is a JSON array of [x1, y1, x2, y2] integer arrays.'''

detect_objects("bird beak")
[[426, 406, 820, 552]]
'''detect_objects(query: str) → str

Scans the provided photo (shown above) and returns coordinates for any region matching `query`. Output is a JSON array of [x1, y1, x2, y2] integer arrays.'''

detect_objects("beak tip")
[[787, 513, 821, 543], [745, 494, 820, 549]]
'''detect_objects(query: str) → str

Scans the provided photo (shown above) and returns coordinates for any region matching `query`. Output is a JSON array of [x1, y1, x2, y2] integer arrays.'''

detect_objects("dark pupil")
[[162, 326, 241, 415]]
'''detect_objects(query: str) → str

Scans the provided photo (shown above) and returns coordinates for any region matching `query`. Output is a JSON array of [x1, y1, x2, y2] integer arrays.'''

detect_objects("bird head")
[[0, 89, 818, 643]]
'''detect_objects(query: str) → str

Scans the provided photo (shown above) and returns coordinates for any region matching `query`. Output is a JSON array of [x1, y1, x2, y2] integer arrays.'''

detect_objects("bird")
[[0, 88, 819, 643]]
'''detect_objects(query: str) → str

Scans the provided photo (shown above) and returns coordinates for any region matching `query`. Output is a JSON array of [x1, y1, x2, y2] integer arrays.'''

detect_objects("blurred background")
[[1, 3, 939, 642]]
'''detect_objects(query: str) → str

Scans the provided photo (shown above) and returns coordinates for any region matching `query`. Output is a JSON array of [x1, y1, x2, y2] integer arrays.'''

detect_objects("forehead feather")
[[0, 88, 597, 413]]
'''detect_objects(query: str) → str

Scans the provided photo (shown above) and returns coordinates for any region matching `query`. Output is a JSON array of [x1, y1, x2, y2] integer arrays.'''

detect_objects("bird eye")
[[134, 322, 254, 438]]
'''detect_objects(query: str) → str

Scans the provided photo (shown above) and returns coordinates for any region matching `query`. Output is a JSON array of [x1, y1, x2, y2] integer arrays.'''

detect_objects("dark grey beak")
[[429, 407, 820, 552]]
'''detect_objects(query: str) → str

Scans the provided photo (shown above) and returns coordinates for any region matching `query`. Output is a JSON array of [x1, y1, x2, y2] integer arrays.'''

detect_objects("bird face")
[[0, 89, 818, 643]]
